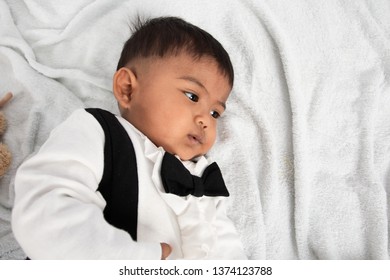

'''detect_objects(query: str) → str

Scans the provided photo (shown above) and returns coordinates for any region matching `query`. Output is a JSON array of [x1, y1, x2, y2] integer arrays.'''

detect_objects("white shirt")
[[12, 109, 246, 260]]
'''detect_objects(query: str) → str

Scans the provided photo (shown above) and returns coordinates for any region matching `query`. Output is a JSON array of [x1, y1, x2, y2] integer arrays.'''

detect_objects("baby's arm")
[[12, 109, 162, 259]]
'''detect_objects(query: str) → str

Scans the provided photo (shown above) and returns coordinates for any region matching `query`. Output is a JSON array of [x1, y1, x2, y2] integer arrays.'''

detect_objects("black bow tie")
[[160, 152, 229, 197]]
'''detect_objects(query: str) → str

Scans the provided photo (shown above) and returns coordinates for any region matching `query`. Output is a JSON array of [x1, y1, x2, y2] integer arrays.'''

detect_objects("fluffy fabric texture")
[[0, 0, 389, 259]]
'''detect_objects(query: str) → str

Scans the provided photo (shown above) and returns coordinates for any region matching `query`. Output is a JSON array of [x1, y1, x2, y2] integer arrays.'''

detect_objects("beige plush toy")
[[0, 92, 13, 177]]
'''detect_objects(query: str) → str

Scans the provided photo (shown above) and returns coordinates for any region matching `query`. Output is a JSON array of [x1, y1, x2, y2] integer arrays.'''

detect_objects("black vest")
[[86, 108, 138, 241]]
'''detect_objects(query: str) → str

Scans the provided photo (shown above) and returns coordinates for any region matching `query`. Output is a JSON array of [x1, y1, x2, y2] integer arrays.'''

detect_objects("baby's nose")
[[195, 115, 208, 129]]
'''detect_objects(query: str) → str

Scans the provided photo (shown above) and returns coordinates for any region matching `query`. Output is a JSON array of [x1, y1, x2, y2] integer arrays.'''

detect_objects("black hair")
[[116, 16, 234, 87]]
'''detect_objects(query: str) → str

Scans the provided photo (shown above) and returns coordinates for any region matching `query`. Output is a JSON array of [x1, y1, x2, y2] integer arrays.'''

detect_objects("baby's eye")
[[184, 92, 199, 102], [210, 110, 221, 119]]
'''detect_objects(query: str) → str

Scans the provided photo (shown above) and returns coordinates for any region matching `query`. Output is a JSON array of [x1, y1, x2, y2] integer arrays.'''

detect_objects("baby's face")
[[122, 53, 231, 161]]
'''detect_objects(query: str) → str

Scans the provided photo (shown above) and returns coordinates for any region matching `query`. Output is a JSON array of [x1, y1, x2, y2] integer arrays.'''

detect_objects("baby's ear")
[[113, 67, 138, 108]]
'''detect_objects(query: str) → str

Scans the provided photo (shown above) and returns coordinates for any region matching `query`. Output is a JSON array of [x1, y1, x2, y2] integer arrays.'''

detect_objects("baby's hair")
[[117, 16, 234, 87]]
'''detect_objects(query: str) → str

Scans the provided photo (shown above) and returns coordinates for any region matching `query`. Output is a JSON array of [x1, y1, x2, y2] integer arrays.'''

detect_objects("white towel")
[[1, 0, 389, 259]]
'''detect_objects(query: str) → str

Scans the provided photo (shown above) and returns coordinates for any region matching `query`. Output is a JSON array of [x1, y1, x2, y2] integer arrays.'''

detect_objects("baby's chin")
[[157, 142, 207, 162], [172, 152, 203, 162], [166, 148, 204, 162], [184, 154, 204, 162]]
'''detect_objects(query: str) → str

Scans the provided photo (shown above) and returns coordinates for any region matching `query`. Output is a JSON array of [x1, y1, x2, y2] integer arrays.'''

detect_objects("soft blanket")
[[0, 0, 389, 259]]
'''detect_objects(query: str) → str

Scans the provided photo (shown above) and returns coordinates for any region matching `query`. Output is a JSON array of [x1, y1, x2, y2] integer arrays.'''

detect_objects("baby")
[[12, 17, 246, 260]]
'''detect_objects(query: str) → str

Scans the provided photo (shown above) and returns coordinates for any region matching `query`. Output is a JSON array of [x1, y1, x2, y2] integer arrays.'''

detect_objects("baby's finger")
[[160, 243, 172, 260]]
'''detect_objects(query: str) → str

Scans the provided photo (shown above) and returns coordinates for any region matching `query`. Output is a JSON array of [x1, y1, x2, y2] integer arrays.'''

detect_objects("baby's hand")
[[160, 243, 172, 260]]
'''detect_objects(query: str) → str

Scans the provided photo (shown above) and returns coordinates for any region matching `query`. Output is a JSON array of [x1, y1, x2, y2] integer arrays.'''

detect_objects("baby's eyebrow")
[[218, 101, 226, 110], [177, 76, 226, 110], [178, 76, 206, 91]]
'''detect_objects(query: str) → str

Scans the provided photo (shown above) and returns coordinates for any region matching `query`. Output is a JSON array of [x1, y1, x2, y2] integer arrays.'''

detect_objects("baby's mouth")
[[188, 134, 204, 145]]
